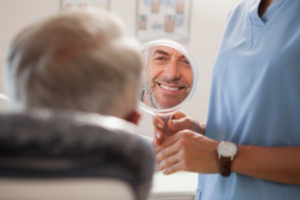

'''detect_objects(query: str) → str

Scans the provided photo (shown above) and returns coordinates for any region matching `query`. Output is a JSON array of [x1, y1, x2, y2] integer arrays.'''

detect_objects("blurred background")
[[0, 1, 242, 199], [0, 0, 241, 137]]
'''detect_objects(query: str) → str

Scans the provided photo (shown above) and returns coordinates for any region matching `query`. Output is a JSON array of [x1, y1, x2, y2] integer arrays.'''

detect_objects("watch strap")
[[219, 156, 231, 177]]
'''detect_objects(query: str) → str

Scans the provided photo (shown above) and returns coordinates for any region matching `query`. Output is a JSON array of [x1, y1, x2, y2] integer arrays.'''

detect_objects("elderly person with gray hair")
[[4, 9, 143, 124], [0, 9, 154, 200]]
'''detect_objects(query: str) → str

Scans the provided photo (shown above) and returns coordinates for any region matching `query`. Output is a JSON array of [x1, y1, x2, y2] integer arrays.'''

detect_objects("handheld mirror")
[[139, 40, 198, 139]]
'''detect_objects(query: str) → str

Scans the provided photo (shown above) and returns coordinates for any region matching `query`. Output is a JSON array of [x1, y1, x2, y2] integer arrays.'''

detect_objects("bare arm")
[[153, 111, 300, 185], [232, 145, 300, 185]]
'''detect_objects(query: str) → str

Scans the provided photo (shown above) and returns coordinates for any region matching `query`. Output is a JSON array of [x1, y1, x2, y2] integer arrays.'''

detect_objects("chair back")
[[0, 110, 154, 200]]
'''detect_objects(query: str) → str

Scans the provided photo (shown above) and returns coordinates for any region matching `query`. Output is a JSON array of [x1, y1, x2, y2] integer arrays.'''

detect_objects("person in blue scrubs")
[[153, 0, 300, 199]]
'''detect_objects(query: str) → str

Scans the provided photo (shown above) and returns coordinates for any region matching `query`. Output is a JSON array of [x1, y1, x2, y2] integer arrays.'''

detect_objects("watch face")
[[217, 141, 237, 157]]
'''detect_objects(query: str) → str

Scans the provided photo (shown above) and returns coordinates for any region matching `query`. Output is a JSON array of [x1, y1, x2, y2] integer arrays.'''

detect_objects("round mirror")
[[139, 39, 198, 115], [139, 40, 198, 138]]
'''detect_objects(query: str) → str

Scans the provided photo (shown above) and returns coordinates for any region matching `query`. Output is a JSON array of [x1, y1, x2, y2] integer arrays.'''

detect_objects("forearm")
[[232, 146, 300, 185]]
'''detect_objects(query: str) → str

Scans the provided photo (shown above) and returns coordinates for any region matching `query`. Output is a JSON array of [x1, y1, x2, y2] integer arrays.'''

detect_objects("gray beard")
[[144, 81, 188, 109]]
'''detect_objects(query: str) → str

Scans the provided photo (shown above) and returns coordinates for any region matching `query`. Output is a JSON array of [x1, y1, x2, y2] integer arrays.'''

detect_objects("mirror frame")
[[139, 39, 198, 115]]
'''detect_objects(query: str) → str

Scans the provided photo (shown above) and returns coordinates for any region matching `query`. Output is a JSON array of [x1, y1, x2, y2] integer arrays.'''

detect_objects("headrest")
[[0, 110, 154, 200]]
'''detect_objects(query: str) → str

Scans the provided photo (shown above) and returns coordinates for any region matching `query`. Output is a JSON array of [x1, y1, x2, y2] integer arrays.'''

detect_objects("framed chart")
[[61, 0, 110, 10], [137, 0, 191, 41]]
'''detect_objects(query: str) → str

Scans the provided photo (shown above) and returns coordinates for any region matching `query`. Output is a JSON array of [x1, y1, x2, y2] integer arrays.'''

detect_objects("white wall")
[[0, 0, 241, 137]]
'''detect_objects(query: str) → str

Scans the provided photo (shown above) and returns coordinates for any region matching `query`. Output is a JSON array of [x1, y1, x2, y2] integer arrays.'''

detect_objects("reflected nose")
[[163, 60, 181, 80]]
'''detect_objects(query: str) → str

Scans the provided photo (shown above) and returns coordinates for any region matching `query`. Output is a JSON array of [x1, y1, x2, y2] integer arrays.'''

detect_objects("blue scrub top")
[[197, 0, 300, 199]]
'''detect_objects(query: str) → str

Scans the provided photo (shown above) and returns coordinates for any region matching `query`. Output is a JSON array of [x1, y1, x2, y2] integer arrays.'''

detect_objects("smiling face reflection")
[[142, 46, 193, 109]]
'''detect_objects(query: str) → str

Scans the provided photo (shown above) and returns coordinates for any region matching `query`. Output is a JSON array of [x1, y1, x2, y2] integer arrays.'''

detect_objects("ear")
[[126, 110, 141, 125]]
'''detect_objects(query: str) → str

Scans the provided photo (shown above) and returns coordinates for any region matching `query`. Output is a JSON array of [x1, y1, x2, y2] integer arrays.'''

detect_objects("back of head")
[[4, 9, 143, 119]]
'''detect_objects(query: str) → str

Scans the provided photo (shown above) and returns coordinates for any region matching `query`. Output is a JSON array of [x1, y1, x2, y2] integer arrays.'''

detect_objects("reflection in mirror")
[[141, 45, 193, 109]]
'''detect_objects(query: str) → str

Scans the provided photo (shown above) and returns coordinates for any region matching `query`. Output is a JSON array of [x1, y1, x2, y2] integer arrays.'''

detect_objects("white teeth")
[[160, 84, 180, 91]]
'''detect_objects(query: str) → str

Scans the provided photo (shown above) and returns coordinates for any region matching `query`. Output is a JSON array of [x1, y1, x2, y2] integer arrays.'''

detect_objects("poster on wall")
[[61, 0, 110, 11], [137, 0, 191, 41]]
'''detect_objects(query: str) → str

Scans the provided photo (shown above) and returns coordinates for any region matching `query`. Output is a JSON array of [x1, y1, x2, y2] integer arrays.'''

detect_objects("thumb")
[[168, 117, 192, 132]]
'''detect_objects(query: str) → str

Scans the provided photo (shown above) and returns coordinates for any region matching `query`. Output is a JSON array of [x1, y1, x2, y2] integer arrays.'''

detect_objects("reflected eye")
[[155, 57, 167, 61], [153, 56, 169, 64], [179, 58, 191, 68], [183, 60, 190, 64]]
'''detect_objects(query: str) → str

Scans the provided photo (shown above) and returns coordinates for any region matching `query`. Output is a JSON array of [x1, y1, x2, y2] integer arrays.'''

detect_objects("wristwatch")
[[217, 141, 238, 177]]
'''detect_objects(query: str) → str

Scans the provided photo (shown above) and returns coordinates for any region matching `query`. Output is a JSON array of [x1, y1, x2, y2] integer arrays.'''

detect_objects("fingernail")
[[156, 132, 160, 139], [157, 123, 163, 129]]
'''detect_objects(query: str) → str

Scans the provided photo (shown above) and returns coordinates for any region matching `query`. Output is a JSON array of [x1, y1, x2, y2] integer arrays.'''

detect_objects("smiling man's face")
[[143, 46, 193, 109]]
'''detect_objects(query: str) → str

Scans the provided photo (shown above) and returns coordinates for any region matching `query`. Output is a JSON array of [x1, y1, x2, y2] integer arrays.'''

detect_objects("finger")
[[152, 115, 165, 129], [152, 137, 158, 147], [168, 117, 192, 132], [153, 128, 164, 146], [156, 152, 181, 171], [163, 161, 184, 175], [155, 133, 181, 154], [172, 111, 188, 120], [155, 141, 180, 163]]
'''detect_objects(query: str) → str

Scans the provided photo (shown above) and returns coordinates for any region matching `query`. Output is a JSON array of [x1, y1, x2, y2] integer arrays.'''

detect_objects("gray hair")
[[4, 9, 143, 119]]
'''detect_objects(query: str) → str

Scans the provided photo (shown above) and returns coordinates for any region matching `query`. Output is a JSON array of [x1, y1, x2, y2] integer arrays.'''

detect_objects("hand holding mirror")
[[139, 40, 198, 139]]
